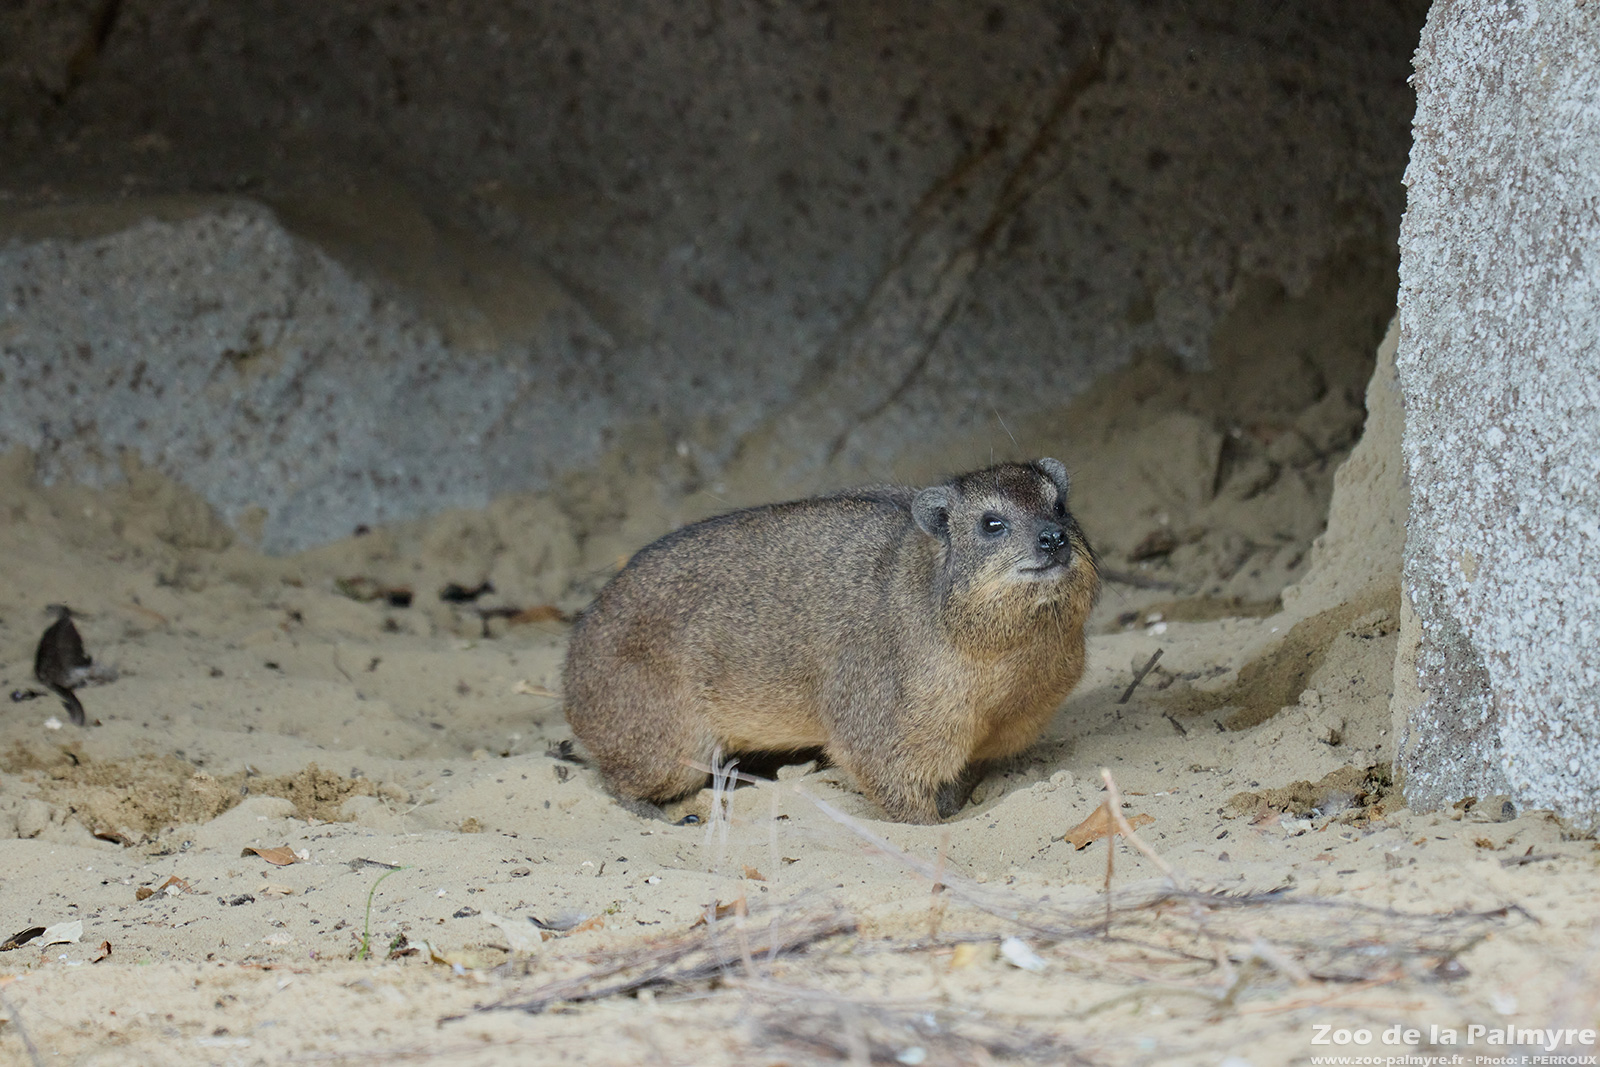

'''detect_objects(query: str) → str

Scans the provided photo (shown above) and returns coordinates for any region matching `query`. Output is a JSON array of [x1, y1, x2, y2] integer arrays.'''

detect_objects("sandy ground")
[[2, 327, 1598, 1066]]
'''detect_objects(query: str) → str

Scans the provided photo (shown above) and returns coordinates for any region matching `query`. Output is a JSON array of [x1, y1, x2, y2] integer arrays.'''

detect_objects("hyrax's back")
[[562, 462, 1099, 823], [564, 491, 924, 794]]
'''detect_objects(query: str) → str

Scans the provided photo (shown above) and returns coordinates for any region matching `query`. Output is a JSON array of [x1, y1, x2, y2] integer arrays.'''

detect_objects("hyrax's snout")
[[1036, 523, 1067, 557]]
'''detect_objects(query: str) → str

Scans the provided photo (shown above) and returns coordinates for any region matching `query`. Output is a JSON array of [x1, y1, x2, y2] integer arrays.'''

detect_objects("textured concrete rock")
[[1396, 1, 1600, 826], [0, 203, 618, 551], [0, 1, 1421, 549]]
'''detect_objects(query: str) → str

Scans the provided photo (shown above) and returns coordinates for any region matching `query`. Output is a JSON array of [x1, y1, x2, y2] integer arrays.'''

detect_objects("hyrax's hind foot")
[[934, 764, 988, 820], [583, 728, 716, 808], [563, 665, 719, 809]]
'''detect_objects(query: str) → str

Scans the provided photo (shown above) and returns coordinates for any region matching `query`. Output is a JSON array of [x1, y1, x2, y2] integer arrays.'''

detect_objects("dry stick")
[[731, 891, 757, 979], [683, 757, 766, 787], [929, 828, 951, 940], [1102, 804, 1115, 934], [1099, 768, 1187, 891], [730, 977, 949, 1010], [705, 747, 738, 875], [768, 786, 781, 884], [800, 782, 1510, 991], [1246, 936, 1312, 987], [1099, 764, 1187, 941], [485, 909, 855, 1014], [1238, 974, 1404, 1016], [1099, 567, 1182, 591], [1116, 648, 1164, 704], [767, 787, 783, 963]]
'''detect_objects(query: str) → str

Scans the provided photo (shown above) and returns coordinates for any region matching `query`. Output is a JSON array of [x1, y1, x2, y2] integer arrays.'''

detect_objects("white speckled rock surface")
[[1397, 0, 1600, 826], [0, 203, 616, 553]]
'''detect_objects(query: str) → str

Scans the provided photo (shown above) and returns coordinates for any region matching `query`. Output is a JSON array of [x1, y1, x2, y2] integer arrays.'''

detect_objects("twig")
[[1099, 568, 1182, 591], [682, 757, 765, 788], [1245, 937, 1313, 986], [1100, 768, 1187, 891], [483, 908, 855, 1015], [1499, 852, 1557, 867], [797, 784, 1520, 998], [928, 828, 950, 939], [1237, 974, 1404, 1016], [705, 747, 737, 875], [768, 786, 781, 890], [729, 977, 947, 1010], [1116, 648, 1164, 704], [1103, 804, 1114, 934]]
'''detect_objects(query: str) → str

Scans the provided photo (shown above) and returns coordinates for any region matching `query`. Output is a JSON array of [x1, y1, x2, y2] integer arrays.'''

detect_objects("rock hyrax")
[[562, 459, 1099, 823]]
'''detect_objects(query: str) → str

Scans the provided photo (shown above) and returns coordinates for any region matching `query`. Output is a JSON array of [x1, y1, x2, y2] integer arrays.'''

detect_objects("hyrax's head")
[[911, 459, 1099, 643]]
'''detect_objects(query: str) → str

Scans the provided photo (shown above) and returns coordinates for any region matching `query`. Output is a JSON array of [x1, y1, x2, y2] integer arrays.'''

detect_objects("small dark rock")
[[440, 581, 494, 603]]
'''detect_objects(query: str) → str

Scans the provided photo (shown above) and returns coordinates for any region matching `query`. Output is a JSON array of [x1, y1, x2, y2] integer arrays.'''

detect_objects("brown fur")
[[561, 459, 1100, 823]]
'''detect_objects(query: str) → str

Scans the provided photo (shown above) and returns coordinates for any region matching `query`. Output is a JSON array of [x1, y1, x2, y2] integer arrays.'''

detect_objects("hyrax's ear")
[[1036, 458, 1071, 498], [912, 486, 955, 539]]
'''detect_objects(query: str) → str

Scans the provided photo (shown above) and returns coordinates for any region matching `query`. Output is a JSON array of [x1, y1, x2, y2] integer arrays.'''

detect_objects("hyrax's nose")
[[1037, 524, 1067, 556]]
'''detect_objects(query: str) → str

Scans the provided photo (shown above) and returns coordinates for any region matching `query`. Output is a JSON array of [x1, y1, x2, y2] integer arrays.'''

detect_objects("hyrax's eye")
[[1053, 496, 1068, 519], [979, 513, 1008, 537]]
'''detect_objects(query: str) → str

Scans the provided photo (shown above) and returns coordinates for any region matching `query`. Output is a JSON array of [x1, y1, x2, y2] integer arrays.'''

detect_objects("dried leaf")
[[481, 911, 545, 955], [569, 916, 604, 935], [39, 919, 82, 947], [508, 605, 571, 626], [259, 884, 295, 898], [134, 887, 155, 901], [90, 941, 111, 963], [1063, 803, 1154, 850], [406, 940, 452, 964], [528, 910, 590, 932], [157, 875, 192, 895], [742, 866, 766, 882], [948, 943, 985, 969], [0, 927, 46, 952], [1251, 804, 1282, 827], [999, 936, 1047, 972], [689, 900, 747, 928], [242, 846, 298, 866]]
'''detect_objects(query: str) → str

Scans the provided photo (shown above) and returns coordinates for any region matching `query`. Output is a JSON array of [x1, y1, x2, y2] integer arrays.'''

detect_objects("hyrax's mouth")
[[1018, 556, 1071, 576]]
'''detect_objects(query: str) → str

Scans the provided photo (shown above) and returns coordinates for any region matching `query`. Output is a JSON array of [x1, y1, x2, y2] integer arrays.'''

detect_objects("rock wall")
[[1396, 0, 1600, 827], [0, 1, 1423, 550]]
